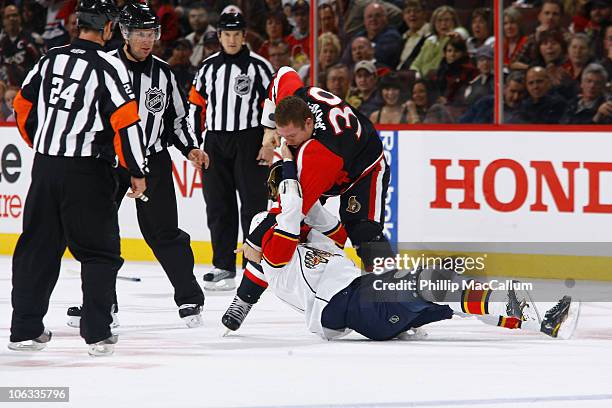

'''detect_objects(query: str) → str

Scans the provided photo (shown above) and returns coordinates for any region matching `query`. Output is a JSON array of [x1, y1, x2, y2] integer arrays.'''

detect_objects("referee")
[[66, 1, 207, 329], [9, 0, 147, 356], [189, 12, 274, 291]]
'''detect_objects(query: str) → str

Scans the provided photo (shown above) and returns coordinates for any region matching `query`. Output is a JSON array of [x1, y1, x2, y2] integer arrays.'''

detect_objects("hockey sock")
[[236, 262, 268, 304]]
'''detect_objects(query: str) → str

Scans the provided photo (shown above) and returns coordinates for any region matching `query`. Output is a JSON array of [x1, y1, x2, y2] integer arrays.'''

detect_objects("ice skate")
[[203, 268, 236, 291], [179, 304, 203, 328], [507, 281, 541, 324], [67, 304, 119, 329], [541, 296, 581, 339], [88, 334, 118, 357], [222, 295, 253, 332], [8, 328, 52, 351], [397, 327, 428, 340]]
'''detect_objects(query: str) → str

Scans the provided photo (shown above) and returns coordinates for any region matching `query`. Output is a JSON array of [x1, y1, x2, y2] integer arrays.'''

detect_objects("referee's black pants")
[[115, 149, 204, 307], [202, 128, 269, 272], [11, 154, 122, 345]]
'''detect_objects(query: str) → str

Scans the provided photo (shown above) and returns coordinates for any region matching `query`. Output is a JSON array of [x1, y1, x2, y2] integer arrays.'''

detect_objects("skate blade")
[[66, 316, 120, 329], [203, 280, 236, 291], [397, 328, 428, 341], [8, 341, 47, 351], [222, 328, 236, 337], [88, 344, 115, 357], [556, 300, 581, 340], [182, 314, 203, 328], [67, 316, 81, 328]]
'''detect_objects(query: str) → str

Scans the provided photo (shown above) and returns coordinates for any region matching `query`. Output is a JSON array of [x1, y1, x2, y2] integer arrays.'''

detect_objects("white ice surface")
[[1, 256, 612, 408]]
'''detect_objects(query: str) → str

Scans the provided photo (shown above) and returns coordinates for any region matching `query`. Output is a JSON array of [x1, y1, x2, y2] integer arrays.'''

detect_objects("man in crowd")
[[511, 66, 566, 123], [561, 63, 611, 124]]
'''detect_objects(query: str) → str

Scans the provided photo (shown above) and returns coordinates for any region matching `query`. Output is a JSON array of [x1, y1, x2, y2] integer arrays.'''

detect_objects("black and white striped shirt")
[[13, 39, 147, 177], [108, 47, 199, 157], [188, 46, 274, 135]]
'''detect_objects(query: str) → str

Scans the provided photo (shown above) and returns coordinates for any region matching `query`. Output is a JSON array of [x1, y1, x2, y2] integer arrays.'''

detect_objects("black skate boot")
[[541, 296, 580, 339], [203, 268, 236, 291], [178, 304, 203, 328], [67, 304, 119, 329], [88, 334, 118, 357], [222, 295, 253, 332], [8, 328, 52, 351]]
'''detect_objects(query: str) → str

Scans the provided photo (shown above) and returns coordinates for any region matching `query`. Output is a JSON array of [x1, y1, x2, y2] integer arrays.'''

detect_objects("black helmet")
[[119, 1, 160, 40], [76, 0, 119, 30], [218, 12, 246, 31]]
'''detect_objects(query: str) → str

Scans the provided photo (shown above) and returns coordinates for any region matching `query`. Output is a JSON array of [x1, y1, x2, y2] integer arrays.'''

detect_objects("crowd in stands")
[[0, 0, 610, 124]]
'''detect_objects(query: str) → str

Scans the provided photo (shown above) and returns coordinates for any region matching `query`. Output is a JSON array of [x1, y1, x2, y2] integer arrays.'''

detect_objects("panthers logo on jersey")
[[303, 246, 333, 269]]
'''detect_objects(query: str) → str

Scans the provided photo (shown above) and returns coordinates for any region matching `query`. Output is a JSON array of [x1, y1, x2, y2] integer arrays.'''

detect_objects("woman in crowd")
[[535, 29, 575, 98], [404, 79, 454, 124], [369, 74, 409, 124], [298, 32, 341, 85], [410, 6, 469, 79], [503, 7, 529, 71], [467, 8, 494, 57], [258, 11, 290, 60]]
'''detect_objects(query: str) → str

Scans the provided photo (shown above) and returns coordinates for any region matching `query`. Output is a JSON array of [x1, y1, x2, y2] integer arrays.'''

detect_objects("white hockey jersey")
[[258, 178, 360, 340]]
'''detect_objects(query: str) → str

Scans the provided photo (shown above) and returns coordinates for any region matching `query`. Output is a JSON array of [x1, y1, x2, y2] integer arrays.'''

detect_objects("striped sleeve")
[[13, 56, 46, 147], [261, 66, 304, 128], [262, 179, 304, 269], [98, 53, 147, 177], [188, 63, 208, 143], [166, 69, 200, 157]]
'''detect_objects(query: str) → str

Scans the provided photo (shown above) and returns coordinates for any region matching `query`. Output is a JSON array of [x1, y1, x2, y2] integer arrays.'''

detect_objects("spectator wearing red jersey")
[[258, 11, 290, 60], [285, 0, 310, 70], [151, 0, 180, 45]]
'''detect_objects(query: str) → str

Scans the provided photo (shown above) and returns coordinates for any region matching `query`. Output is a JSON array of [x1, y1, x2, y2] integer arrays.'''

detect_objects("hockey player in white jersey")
[[228, 145, 580, 341]]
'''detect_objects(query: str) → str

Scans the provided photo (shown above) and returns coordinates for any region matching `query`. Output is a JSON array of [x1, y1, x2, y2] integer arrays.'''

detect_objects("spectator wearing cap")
[[582, 0, 610, 59], [461, 71, 526, 124], [369, 73, 409, 124], [151, 0, 180, 46], [184, 3, 217, 68], [516, 0, 571, 68], [167, 39, 196, 95], [510, 66, 567, 124], [202, 31, 221, 59], [464, 45, 494, 107], [285, 0, 310, 70], [258, 11, 290, 60], [325, 63, 351, 100], [410, 6, 469, 79], [347, 60, 382, 117], [561, 63, 612, 124], [403, 79, 454, 124], [397, 0, 431, 71], [267, 40, 291, 71], [503, 7, 528, 71], [467, 8, 494, 58], [429, 36, 478, 113], [0, 5, 42, 87]]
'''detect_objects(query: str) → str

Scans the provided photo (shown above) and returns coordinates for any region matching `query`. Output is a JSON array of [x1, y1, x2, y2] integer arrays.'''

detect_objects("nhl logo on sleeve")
[[145, 88, 165, 113], [234, 74, 252, 96]]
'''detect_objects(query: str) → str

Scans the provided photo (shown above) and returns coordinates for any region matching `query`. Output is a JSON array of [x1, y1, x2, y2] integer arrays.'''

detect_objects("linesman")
[[9, 0, 147, 356], [66, 1, 207, 329], [188, 11, 274, 290]]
